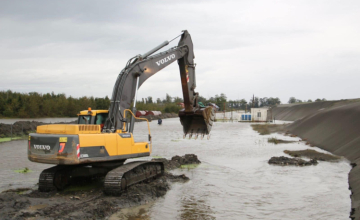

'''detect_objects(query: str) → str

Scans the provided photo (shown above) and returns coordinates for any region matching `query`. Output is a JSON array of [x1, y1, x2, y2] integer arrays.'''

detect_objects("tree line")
[[0, 90, 111, 118], [0, 90, 184, 118], [137, 93, 282, 111], [288, 97, 327, 104], [1, 90, 327, 118]]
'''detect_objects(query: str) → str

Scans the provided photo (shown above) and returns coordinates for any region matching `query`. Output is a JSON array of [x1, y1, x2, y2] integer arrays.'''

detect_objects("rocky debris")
[[284, 149, 340, 161], [152, 154, 201, 170], [268, 156, 318, 166], [0, 155, 195, 220]]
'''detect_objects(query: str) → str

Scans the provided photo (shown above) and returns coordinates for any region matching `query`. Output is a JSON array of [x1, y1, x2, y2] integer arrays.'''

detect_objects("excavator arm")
[[104, 30, 214, 138]]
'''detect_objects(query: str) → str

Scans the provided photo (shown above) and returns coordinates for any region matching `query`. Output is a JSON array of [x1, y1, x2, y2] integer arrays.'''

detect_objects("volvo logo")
[[34, 144, 51, 150], [156, 54, 176, 66]]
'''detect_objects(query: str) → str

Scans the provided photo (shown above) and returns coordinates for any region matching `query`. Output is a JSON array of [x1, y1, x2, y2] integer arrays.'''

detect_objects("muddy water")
[[0, 119, 351, 219], [0, 140, 51, 192], [119, 119, 351, 219]]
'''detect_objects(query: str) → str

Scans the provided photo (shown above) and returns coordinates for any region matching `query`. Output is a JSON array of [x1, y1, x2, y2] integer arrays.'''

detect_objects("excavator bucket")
[[179, 106, 215, 139]]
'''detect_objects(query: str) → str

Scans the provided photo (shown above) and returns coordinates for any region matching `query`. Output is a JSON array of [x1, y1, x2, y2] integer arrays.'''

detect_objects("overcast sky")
[[1, 0, 359, 103]]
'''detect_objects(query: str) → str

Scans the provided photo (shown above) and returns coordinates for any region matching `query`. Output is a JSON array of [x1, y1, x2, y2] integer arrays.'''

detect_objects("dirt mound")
[[268, 156, 318, 166], [0, 155, 195, 220], [152, 154, 201, 170]]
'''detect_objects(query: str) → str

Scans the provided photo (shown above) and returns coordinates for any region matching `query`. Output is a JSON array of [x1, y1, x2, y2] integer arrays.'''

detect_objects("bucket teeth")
[[179, 106, 214, 140]]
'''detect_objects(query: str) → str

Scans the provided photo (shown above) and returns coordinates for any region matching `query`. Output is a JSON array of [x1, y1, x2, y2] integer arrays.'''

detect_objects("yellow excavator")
[[28, 30, 214, 195]]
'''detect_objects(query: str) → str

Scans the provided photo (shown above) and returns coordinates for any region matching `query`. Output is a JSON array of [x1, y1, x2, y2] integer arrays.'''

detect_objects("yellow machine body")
[[28, 110, 151, 165]]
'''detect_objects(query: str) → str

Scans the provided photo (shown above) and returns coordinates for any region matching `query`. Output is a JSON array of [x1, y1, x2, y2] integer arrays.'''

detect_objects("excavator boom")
[[104, 30, 214, 137]]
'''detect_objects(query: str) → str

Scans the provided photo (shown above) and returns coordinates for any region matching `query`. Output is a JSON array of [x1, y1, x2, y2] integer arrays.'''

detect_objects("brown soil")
[[251, 124, 288, 135], [284, 149, 341, 161], [268, 156, 318, 166], [268, 138, 297, 144], [0, 154, 197, 220]]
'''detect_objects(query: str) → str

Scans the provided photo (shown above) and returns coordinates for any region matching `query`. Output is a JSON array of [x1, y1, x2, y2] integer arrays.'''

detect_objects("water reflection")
[[179, 196, 215, 220]]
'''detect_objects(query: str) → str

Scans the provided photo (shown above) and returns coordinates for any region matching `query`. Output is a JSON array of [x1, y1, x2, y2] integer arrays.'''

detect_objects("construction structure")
[[239, 107, 269, 122]]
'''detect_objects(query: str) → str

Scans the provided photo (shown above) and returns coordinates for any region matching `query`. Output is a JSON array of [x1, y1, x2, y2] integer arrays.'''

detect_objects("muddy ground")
[[251, 124, 288, 135], [0, 154, 199, 220], [267, 137, 297, 144], [268, 156, 318, 166], [284, 149, 341, 161]]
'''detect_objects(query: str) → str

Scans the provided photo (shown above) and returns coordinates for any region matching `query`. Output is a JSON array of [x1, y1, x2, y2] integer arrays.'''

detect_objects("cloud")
[[1, 0, 360, 104]]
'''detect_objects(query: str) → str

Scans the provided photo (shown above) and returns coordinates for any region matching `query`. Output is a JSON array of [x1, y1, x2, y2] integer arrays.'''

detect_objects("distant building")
[[250, 107, 269, 122], [145, 111, 162, 116], [239, 107, 269, 122], [136, 111, 146, 117]]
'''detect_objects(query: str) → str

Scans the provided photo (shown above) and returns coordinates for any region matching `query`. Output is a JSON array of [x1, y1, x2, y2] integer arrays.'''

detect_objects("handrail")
[[123, 109, 152, 152]]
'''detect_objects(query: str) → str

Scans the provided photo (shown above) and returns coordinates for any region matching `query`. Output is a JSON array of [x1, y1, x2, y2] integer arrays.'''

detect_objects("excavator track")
[[38, 165, 72, 192], [104, 161, 164, 196]]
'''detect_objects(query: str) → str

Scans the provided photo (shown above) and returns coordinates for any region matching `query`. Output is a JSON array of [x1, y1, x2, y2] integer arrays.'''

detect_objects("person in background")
[[158, 118, 162, 125]]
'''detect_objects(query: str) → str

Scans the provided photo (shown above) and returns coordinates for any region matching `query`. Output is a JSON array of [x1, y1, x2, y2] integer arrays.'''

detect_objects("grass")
[[3, 188, 32, 194], [0, 136, 24, 143], [14, 167, 32, 173], [171, 139, 181, 142], [268, 138, 296, 144], [251, 124, 288, 135], [152, 155, 163, 159], [180, 164, 199, 169]]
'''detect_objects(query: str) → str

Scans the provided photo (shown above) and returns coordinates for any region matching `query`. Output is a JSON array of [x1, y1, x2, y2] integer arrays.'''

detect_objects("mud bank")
[[285, 102, 360, 219], [271, 99, 360, 121], [270, 100, 360, 219], [0, 154, 197, 220], [284, 149, 341, 161], [268, 156, 318, 166]]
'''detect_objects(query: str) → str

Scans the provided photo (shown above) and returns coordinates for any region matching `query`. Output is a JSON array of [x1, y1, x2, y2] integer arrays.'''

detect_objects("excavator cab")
[[77, 108, 108, 128]]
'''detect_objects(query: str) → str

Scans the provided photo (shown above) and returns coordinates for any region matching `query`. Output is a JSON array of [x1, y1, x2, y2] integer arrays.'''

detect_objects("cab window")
[[95, 113, 108, 125], [78, 115, 92, 124]]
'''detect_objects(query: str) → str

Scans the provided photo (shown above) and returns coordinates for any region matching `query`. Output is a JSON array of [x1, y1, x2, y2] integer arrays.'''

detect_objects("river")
[[0, 118, 351, 219]]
